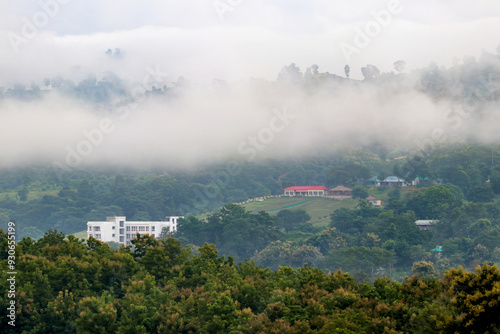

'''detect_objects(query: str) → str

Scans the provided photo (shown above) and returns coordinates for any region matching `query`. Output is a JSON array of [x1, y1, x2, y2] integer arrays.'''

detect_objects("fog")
[[0, 78, 497, 171], [2, 1, 500, 84], [0, 0, 499, 170]]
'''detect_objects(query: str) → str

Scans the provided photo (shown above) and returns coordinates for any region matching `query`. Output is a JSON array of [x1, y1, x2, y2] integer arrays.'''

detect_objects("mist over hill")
[[0, 50, 499, 173]]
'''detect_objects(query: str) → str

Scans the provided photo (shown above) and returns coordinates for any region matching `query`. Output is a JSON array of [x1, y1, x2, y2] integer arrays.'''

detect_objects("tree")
[[277, 209, 311, 232], [323, 246, 396, 280], [352, 186, 369, 199], [17, 187, 28, 201], [277, 63, 303, 84], [186, 204, 283, 260], [468, 185, 494, 202], [344, 65, 350, 78], [175, 216, 210, 246], [311, 64, 319, 75], [252, 241, 323, 269], [443, 264, 500, 333], [361, 65, 380, 80], [221, 208, 283, 259], [412, 261, 438, 278], [406, 186, 461, 219], [76, 294, 117, 333], [326, 163, 370, 187], [393, 60, 406, 73], [330, 207, 362, 234], [361, 233, 381, 248], [130, 233, 159, 258]]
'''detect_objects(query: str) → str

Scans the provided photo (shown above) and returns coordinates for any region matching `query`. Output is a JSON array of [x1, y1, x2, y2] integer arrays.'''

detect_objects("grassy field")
[[243, 196, 358, 228]]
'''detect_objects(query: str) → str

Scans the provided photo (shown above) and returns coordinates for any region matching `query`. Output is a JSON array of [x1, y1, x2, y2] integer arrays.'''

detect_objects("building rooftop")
[[415, 220, 438, 226], [284, 186, 331, 191], [384, 176, 405, 182], [331, 186, 352, 191]]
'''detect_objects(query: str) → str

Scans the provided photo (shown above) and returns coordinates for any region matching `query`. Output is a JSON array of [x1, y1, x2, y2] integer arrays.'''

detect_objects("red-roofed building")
[[284, 186, 331, 197]]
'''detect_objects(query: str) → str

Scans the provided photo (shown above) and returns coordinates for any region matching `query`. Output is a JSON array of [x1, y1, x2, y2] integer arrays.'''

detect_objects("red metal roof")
[[284, 186, 330, 191]]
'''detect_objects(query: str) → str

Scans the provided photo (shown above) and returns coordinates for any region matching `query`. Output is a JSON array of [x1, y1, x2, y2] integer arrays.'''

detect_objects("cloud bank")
[[0, 0, 499, 171]]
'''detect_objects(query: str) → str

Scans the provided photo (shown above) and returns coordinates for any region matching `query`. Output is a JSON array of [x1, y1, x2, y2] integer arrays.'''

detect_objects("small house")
[[365, 196, 385, 207], [415, 220, 438, 230], [330, 186, 353, 199], [380, 176, 405, 187]]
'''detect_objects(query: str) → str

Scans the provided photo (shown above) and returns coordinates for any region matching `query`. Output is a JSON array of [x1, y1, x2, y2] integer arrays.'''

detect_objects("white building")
[[415, 220, 438, 230], [87, 216, 183, 245]]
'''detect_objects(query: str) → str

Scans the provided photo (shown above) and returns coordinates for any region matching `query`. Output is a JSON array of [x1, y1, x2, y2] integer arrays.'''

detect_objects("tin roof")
[[284, 186, 330, 191], [331, 186, 352, 191]]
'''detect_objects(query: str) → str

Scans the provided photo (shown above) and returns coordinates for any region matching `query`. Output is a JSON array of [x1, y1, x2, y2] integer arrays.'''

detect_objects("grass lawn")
[[243, 196, 358, 228]]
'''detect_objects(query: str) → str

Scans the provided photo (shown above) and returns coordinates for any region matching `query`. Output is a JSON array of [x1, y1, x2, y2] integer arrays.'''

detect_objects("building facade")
[[330, 186, 353, 199], [87, 216, 183, 245], [380, 176, 406, 187], [365, 196, 385, 207], [283, 186, 353, 199], [283, 186, 331, 197], [415, 220, 438, 230]]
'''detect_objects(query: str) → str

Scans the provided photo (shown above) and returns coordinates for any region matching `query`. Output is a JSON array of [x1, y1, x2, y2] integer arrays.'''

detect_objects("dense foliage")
[[1, 230, 500, 333]]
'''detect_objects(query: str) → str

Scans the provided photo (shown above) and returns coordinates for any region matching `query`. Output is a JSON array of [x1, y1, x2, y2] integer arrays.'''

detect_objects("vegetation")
[[2, 229, 500, 333], [1, 51, 500, 331]]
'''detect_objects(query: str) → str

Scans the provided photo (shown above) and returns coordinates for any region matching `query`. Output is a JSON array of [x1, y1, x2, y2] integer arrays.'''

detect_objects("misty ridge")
[[0, 47, 499, 170]]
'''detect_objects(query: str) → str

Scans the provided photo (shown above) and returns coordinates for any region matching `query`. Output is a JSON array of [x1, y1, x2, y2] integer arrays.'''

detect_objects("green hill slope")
[[243, 196, 358, 228]]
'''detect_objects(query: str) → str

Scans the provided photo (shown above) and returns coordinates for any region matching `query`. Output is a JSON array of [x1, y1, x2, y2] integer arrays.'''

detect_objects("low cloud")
[[2, 78, 496, 171]]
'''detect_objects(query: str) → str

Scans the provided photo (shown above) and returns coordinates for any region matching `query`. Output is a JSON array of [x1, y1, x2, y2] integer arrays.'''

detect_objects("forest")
[[1, 230, 500, 333]]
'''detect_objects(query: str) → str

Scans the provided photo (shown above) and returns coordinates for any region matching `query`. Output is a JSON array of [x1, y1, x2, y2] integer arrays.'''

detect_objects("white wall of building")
[[87, 216, 183, 245]]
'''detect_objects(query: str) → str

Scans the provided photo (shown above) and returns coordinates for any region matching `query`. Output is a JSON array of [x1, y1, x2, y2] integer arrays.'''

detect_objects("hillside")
[[242, 196, 357, 227]]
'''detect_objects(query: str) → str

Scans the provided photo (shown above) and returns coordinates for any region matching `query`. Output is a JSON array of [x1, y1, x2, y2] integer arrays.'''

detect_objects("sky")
[[0, 0, 499, 171], [1, 0, 499, 84]]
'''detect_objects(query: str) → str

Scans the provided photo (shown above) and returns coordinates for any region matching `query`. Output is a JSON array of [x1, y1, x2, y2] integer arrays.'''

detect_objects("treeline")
[[1, 46, 499, 108], [1, 230, 500, 333], [2, 142, 500, 240], [0, 151, 378, 239], [177, 186, 500, 280]]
